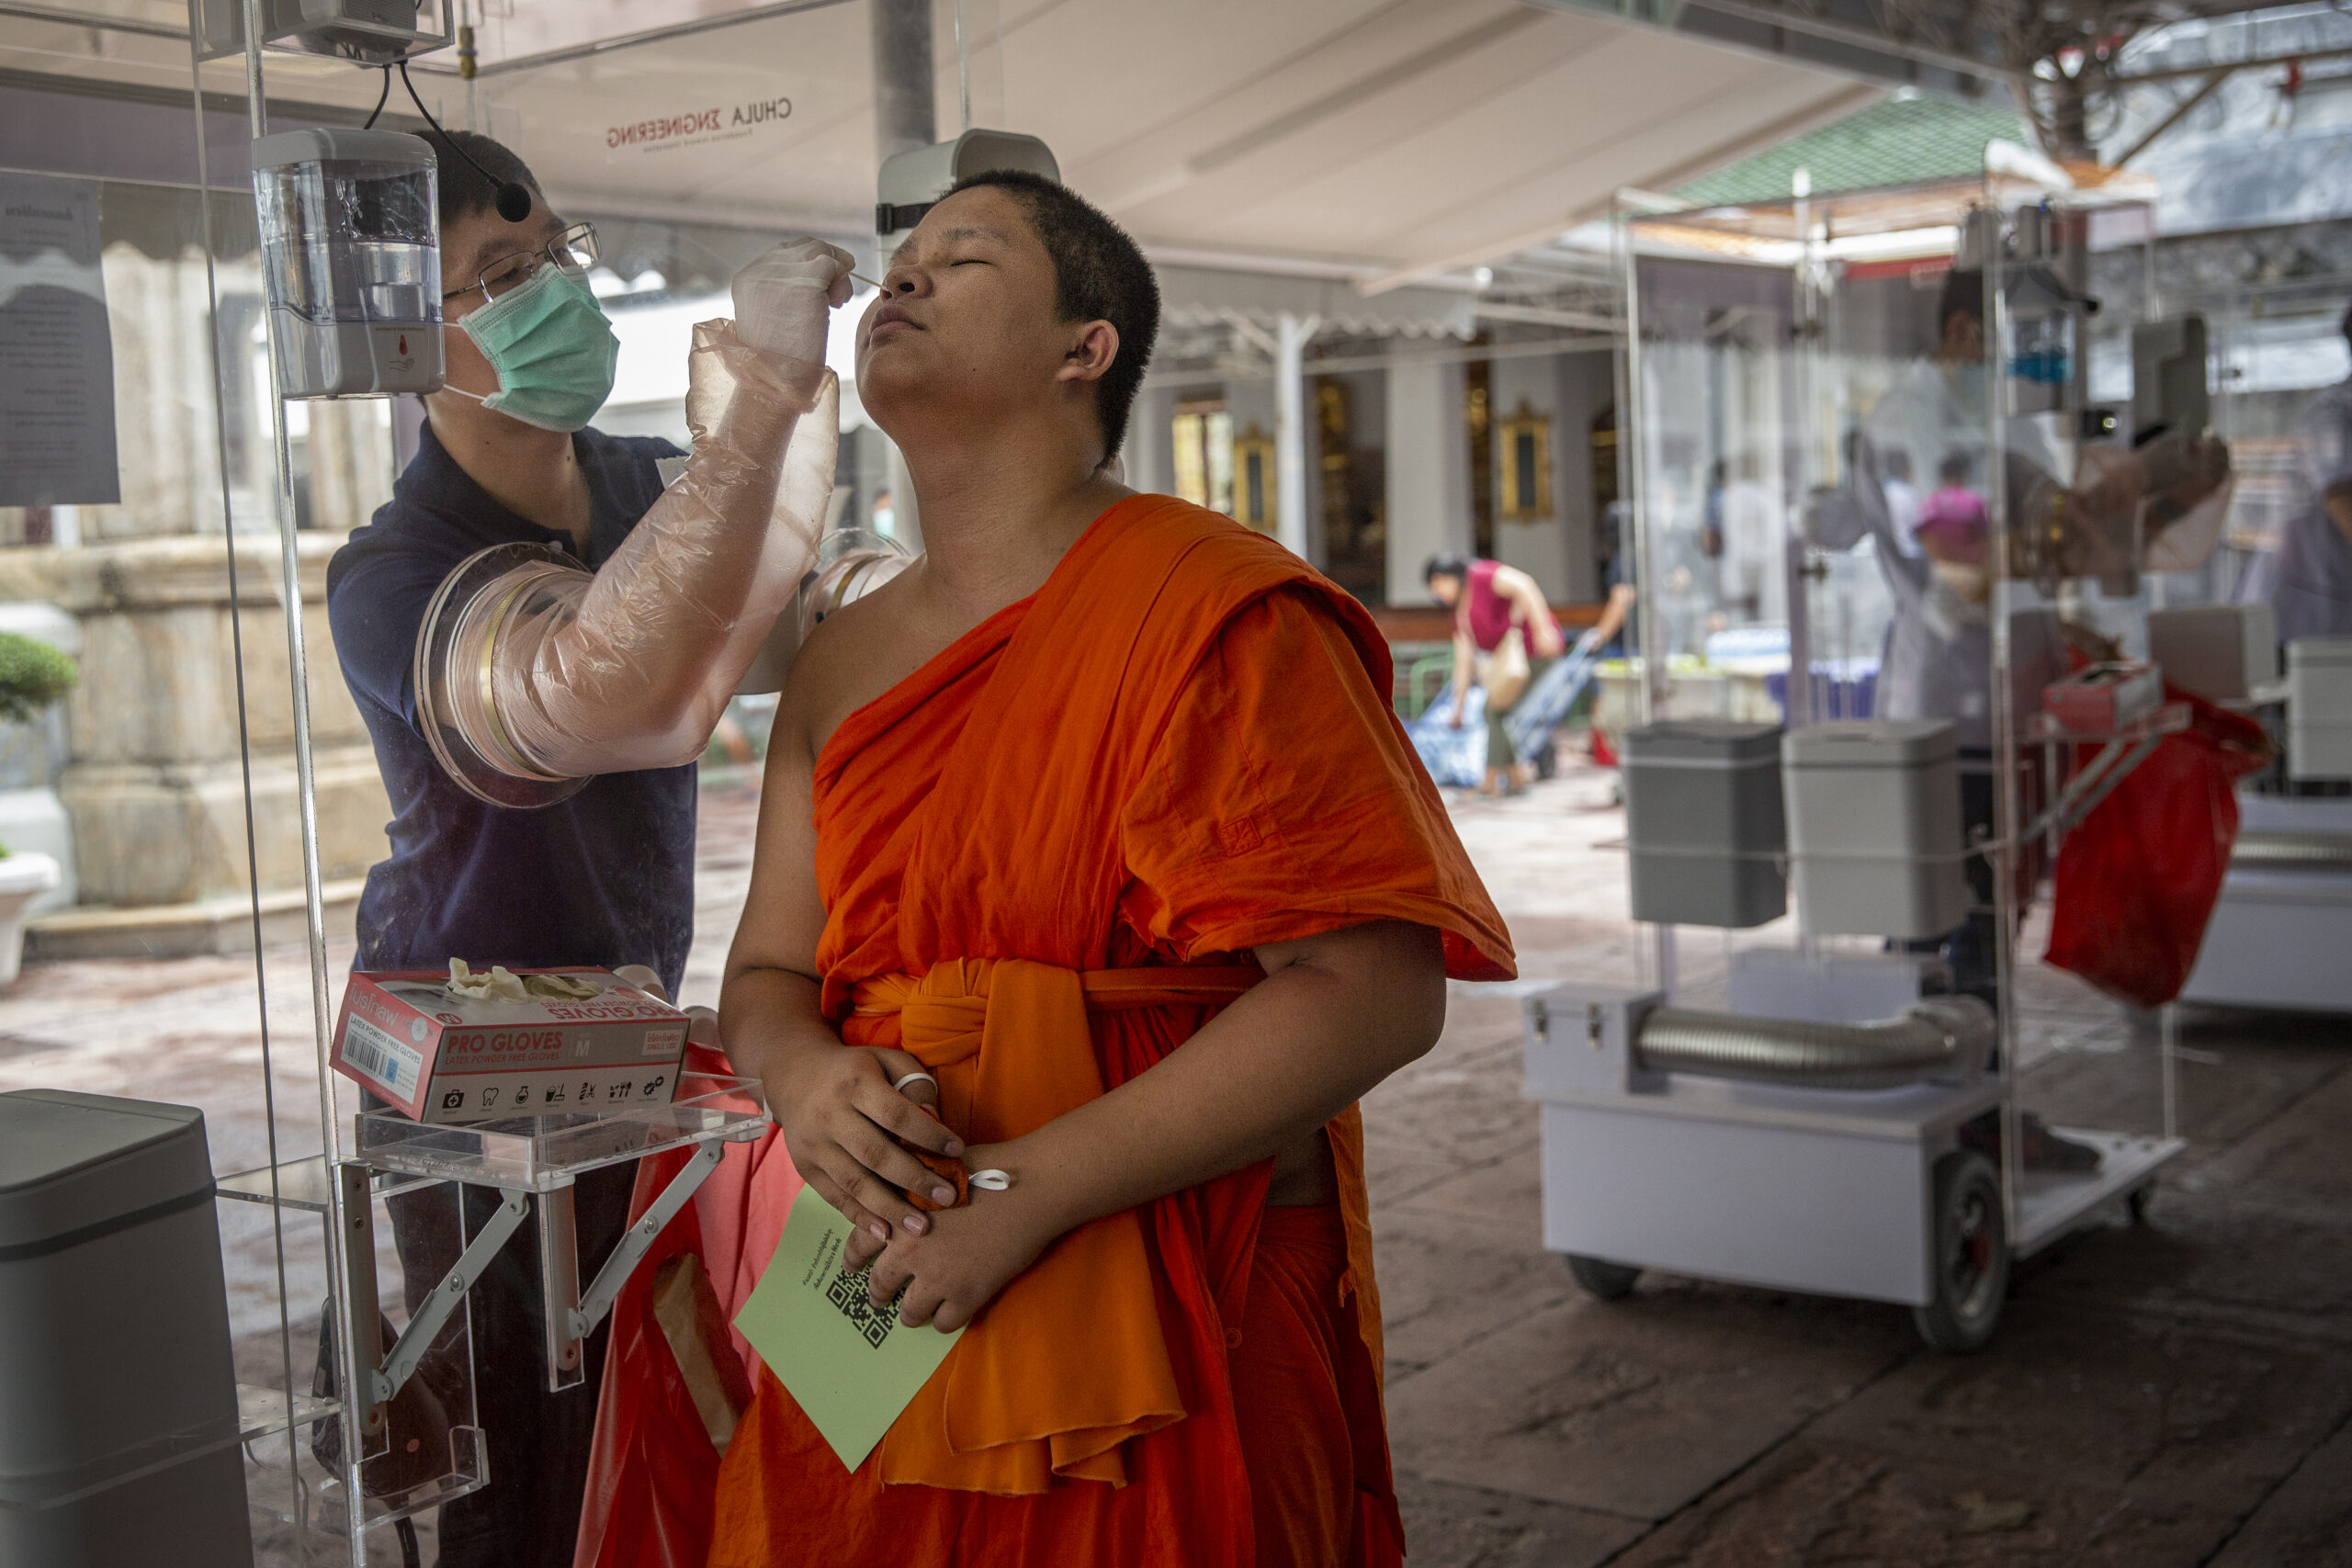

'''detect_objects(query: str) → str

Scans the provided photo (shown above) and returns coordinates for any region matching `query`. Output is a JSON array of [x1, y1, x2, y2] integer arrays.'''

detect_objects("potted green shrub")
[[0, 629, 74, 984]]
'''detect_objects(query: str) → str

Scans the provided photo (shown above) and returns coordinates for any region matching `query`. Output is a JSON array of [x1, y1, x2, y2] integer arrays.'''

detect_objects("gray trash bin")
[[1783, 720, 1969, 940], [0, 1089, 252, 1567], [1623, 720, 1787, 928]]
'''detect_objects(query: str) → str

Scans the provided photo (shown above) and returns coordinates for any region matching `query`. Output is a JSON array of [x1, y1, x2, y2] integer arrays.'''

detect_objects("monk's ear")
[[1056, 320, 1118, 388]]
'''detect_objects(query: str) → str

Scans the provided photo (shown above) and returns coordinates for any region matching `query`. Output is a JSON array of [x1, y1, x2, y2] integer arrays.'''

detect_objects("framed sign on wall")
[[1498, 400, 1553, 523], [1231, 423, 1275, 531]]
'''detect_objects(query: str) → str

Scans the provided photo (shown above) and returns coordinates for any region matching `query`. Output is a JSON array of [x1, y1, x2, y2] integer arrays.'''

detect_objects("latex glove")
[[730, 237, 857, 364]]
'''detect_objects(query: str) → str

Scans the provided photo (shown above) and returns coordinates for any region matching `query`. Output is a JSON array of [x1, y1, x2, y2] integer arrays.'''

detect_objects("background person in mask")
[[325, 130, 850, 1568], [1861, 269, 2053, 1004]]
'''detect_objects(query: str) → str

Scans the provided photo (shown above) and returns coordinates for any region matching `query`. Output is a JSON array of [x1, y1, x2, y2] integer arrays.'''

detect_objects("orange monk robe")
[[702, 494, 1512, 1568]]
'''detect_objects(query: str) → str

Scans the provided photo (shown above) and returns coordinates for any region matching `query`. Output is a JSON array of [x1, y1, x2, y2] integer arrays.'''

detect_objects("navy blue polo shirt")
[[327, 421, 697, 999]]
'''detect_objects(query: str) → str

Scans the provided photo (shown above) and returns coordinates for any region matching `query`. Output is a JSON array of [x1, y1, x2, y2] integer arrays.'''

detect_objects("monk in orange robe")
[[572, 169, 1511, 1568]]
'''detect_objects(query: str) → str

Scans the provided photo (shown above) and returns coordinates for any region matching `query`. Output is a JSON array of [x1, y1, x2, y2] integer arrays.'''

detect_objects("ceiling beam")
[[1092, 5, 1549, 218], [2111, 67, 2230, 166], [2104, 44, 2352, 87], [1185, 7, 1547, 176]]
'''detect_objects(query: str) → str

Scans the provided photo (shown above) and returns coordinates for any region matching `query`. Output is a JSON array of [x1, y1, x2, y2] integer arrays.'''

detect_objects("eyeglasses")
[[443, 221, 598, 304]]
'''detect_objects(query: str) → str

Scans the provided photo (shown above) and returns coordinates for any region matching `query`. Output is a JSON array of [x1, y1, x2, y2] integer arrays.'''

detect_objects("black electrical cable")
[[397, 59, 532, 222], [362, 65, 390, 130]]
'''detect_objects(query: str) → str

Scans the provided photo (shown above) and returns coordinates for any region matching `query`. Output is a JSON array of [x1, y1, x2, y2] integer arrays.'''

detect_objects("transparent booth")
[[1521, 162, 2302, 1352], [0, 4, 938, 1563]]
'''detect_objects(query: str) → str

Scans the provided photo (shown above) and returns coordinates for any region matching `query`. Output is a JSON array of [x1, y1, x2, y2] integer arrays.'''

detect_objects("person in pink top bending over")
[[1424, 552, 1567, 796]]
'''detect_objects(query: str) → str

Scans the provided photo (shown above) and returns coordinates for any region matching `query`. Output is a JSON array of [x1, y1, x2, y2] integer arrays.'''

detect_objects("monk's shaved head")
[[945, 169, 1159, 461]]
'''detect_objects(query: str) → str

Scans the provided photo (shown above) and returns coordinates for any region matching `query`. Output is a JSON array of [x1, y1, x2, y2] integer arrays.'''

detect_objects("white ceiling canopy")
[[446, 0, 1875, 287], [7, 0, 1875, 289]]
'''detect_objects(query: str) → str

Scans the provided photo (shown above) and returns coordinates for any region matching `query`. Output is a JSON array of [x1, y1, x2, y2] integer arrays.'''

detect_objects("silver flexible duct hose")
[[2233, 831, 2352, 870], [1635, 997, 1996, 1089]]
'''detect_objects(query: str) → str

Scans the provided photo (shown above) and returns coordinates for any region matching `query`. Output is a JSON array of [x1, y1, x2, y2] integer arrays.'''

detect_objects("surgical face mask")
[[447, 265, 618, 432]]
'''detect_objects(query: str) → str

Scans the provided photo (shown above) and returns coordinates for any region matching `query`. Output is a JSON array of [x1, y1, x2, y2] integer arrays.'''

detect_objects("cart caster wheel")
[[1566, 1254, 1641, 1300], [1912, 1150, 2008, 1354]]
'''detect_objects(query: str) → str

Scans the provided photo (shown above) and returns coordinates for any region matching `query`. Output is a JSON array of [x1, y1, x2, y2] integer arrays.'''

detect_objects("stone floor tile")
[[1361, 1062, 1539, 1175], [2208, 1416, 2352, 1567], [1363, 1148, 1476, 1210], [1810, 1298, 2352, 1517], [2016, 1186, 2352, 1335], [1383, 1286, 1908, 1519], [1393, 1470, 1646, 1568], [2193, 1063, 2352, 1210], [1609, 1436, 2235, 1567], [1374, 1190, 1571, 1377], [1391, 1137, 1544, 1236]]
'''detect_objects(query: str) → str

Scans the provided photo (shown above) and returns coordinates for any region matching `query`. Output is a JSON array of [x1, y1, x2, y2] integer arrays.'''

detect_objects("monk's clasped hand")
[[859, 1144, 1056, 1334], [767, 1041, 966, 1247]]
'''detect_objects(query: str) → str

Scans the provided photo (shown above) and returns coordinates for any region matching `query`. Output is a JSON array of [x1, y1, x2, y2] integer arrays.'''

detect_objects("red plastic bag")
[[2044, 688, 2270, 1008], [572, 1041, 802, 1568]]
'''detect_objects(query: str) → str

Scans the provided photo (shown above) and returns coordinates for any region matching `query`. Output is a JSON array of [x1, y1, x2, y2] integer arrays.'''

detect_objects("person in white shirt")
[[1881, 447, 1925, 558]]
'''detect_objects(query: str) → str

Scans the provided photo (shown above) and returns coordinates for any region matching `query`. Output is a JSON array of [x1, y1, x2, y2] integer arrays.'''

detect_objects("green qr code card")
[[733, 1183, 965, 1472]]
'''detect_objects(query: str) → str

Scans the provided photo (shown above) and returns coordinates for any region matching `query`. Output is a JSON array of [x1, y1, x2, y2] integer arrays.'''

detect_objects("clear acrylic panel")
[[1612, 166, 2205, 1273]]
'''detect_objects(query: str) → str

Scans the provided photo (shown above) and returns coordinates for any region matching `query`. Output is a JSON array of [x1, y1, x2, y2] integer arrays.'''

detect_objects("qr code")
[[826, 1267, 897, 1348]]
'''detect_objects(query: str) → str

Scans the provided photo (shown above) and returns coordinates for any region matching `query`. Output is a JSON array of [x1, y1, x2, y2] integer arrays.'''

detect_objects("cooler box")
[[1783, 720, 1969, 940], [2288, 638, 2352, 781], [2148, 603, 2278, 701], [0, 1090, 252, 1568], [1623, 720, 1785, 929]]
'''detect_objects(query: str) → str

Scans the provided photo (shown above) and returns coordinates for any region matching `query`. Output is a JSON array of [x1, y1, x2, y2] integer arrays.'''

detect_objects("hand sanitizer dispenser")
[[251, 127, 443, 398]]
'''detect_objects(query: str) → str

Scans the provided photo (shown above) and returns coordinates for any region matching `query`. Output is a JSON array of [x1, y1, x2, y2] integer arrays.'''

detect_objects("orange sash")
[[854, 958, 1261, 1493]]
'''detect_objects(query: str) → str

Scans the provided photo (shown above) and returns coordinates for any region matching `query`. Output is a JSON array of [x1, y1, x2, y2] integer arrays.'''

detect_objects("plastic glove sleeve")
[[432, 320, 836, 784]]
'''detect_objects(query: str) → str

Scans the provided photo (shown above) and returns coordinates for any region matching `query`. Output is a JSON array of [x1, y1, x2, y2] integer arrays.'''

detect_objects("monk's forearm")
[[718, 964, 835, 1084], [1003, 920, 1446, 1237]]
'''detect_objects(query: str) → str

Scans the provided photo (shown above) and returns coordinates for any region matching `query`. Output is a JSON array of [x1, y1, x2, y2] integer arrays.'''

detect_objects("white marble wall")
[[0, 537, 387, 911], [1385, 358, 1475, 608], [1122, 383, 1178, 499]]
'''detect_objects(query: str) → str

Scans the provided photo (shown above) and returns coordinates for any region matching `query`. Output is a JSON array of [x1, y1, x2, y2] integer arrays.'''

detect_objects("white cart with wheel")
[[1519, 983, 2177, 1351]]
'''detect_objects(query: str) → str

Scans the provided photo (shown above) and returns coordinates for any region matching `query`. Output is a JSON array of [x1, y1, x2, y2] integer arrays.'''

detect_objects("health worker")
[[325, 128, 852, 1568]]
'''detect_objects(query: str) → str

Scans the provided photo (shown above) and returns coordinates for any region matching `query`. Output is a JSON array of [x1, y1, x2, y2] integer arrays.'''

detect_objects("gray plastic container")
[[0, 1090, 251, 1567], [1783, 720, 1969, 940], [1623, 720, 1787, 928]]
